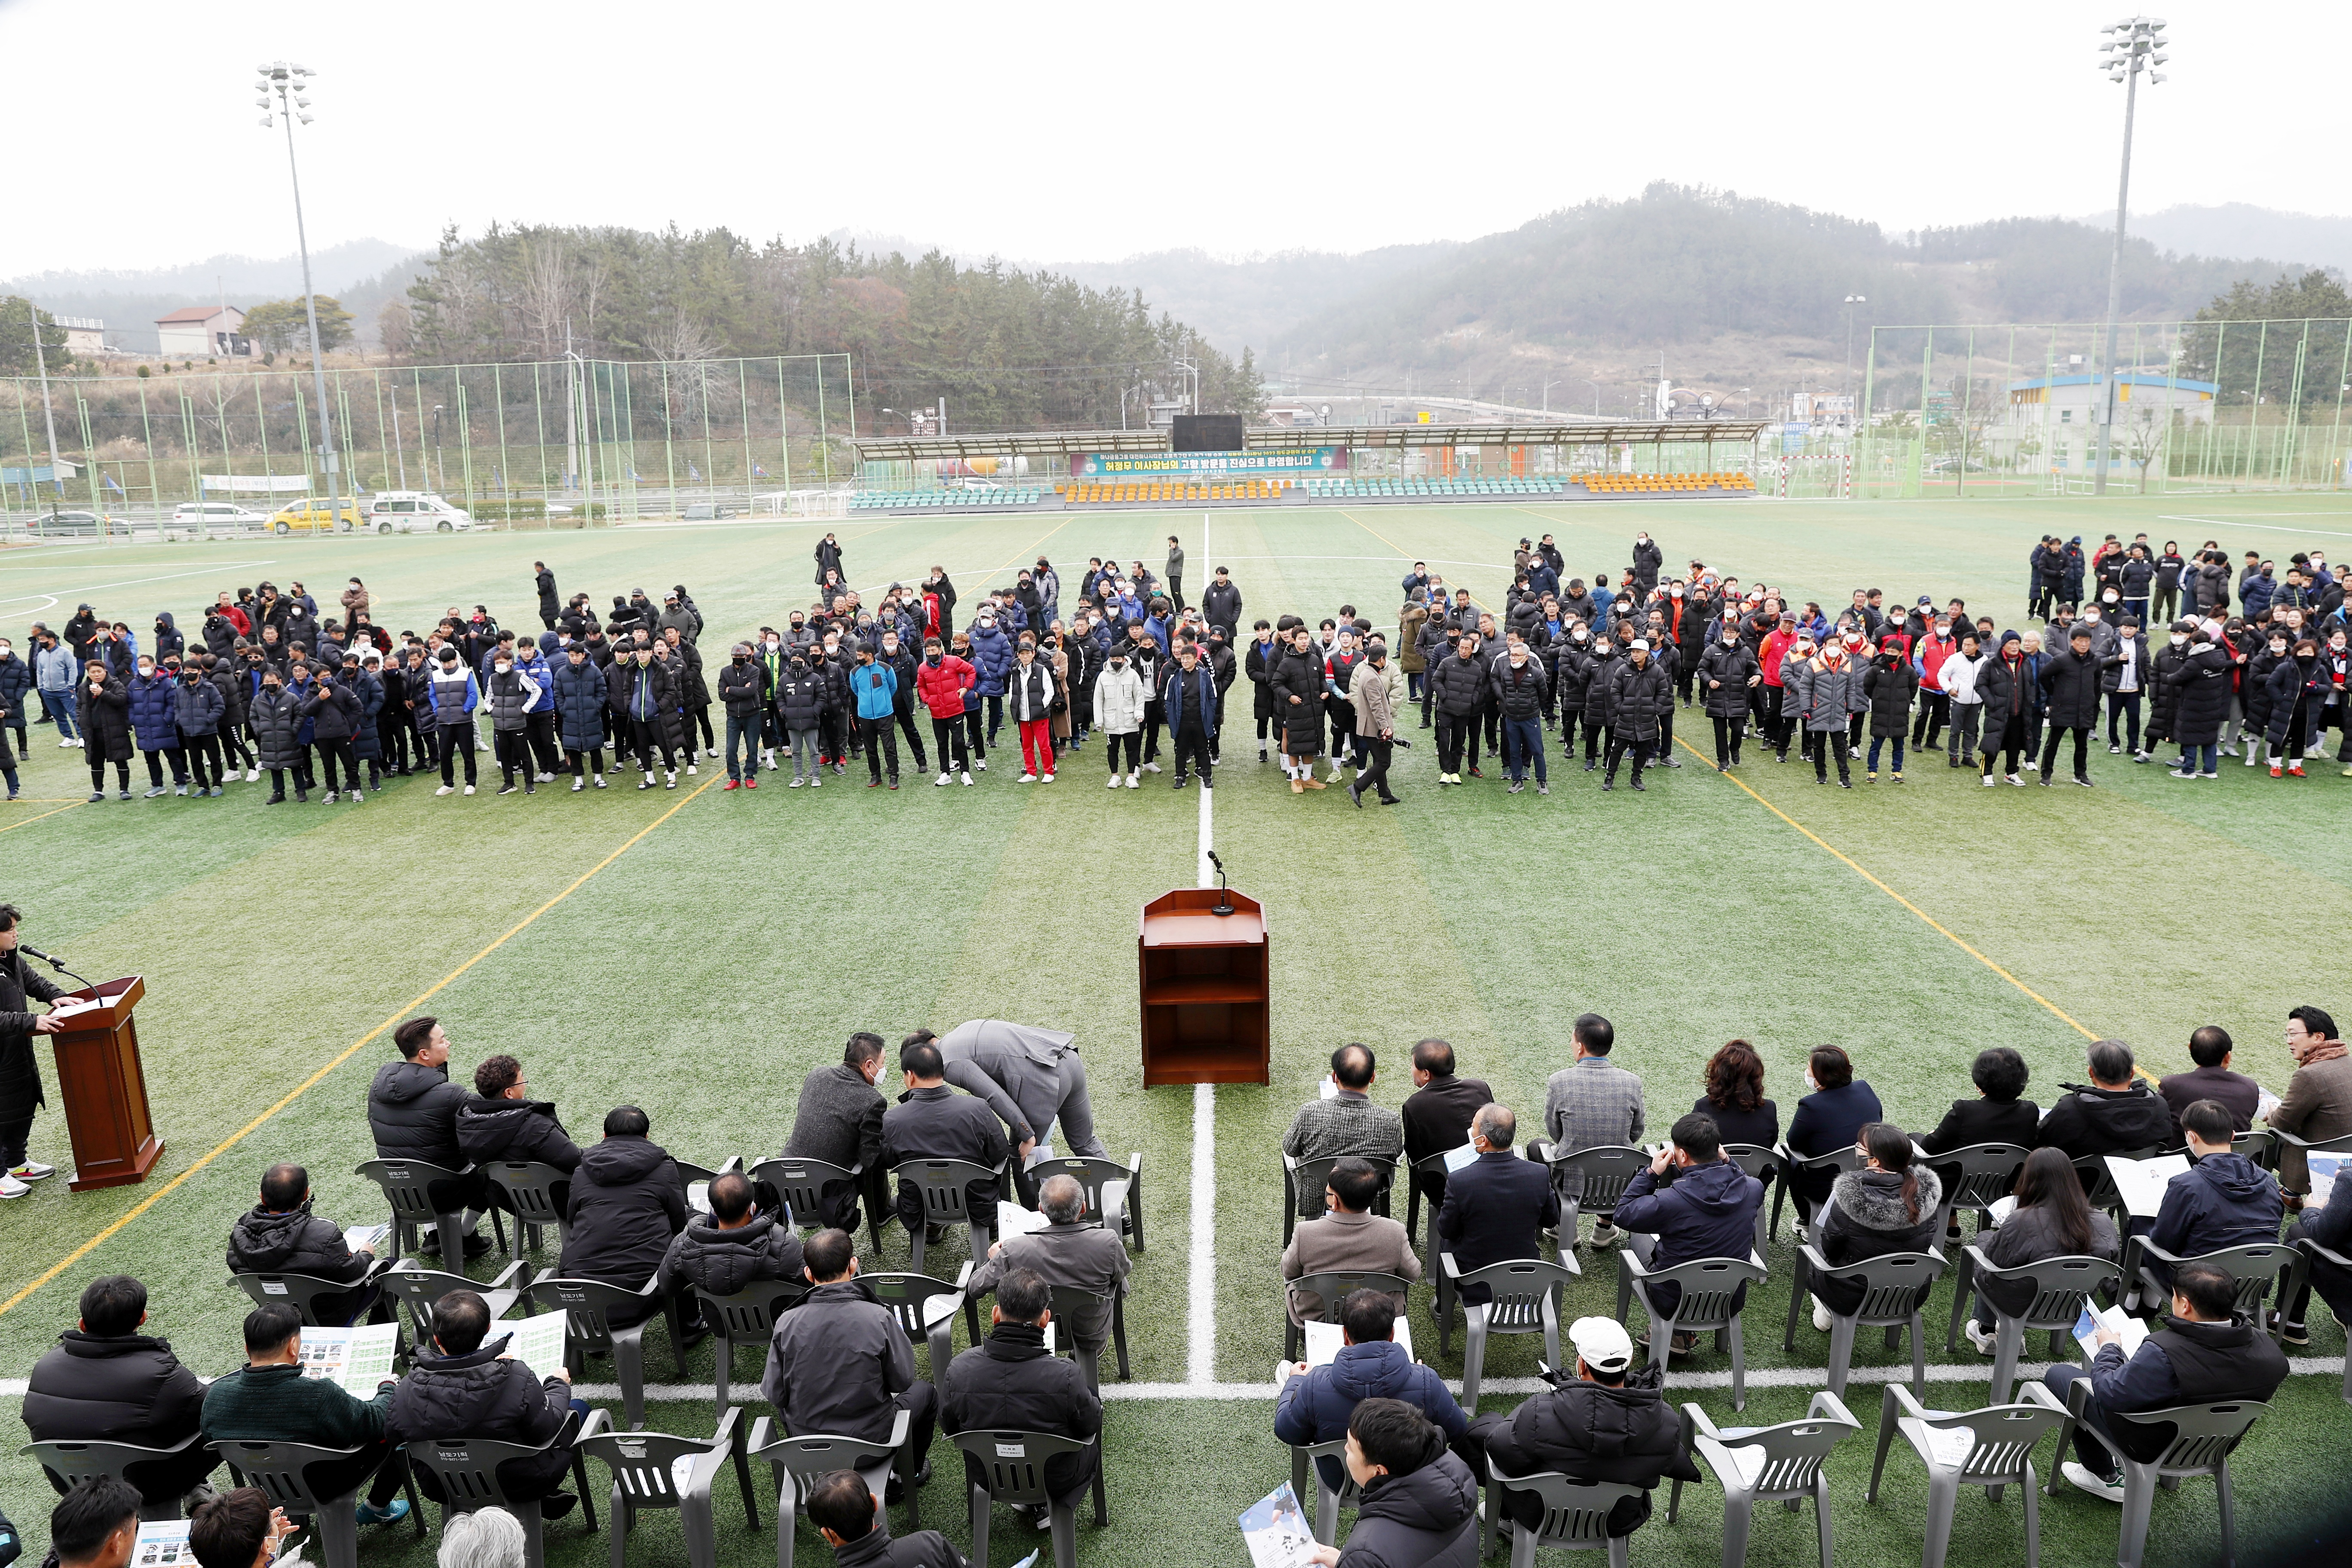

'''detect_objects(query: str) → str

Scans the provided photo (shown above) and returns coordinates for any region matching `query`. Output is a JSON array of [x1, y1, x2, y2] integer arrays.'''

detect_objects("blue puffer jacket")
[[968, 622, 1015, 697], [550, 658, 608, 753], [518, 649, 557, 714], [847, 661, 897, 721], [2144, 1152, 2284, 1285], [1274, 1340, 1467, 1490], [283, 676, 318, 745], [126, 671, 179, 749]]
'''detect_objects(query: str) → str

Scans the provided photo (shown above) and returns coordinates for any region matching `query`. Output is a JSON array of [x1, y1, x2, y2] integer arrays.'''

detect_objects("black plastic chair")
[[748, 1155, 884, 1253], [19, 1434, 215, 1522], [206, 1439, 425, 1568], [749, 1407, 912, 1568], [353, 1156, 505, 1268], [692, 1277, 806, 1411], [1281, 1151, 1395, 1245], [949, 1428, 1101, 1568], [576, 1406, 760, 1568], [398, 1408, 609, 1568]]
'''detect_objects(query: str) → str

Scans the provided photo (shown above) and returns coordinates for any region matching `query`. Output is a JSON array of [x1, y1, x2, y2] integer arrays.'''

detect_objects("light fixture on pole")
[[1843, 295, 1867, 414], [2092, 15, 2168, 495], [254, 61, 348, 530]]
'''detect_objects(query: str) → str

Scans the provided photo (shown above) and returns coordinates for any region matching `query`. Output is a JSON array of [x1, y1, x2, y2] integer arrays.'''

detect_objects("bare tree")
[[376, 297, 413, 361], [516, 238, 574, 361]]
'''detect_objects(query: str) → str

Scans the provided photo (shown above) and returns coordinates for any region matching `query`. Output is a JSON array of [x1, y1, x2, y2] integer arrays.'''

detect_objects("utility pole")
[[2093, 17, 2168, 495], [255, 61, 347, 528], [27, 300, 64, 530]]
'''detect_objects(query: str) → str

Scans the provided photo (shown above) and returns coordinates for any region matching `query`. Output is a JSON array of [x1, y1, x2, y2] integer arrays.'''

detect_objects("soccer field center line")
[[1188, 509, 1219, 1387], [1672, 734, 2098, 1042], [0, 775, 724, 1320]]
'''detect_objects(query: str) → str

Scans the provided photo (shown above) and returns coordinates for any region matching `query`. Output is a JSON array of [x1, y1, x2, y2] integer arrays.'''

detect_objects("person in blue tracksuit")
[[848, 647, 900, 788]]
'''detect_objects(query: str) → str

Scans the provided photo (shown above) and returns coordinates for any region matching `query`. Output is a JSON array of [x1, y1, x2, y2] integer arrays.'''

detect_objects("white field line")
[[1188, 508, 1218, 1387], [0, 561, 280, 616]]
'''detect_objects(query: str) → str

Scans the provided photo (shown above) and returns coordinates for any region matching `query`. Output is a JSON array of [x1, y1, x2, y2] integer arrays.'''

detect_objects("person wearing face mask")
[[774, 649, 827, 787], [1629, 531, 1663, 596], [2318, 628, 2352, 775], [549, 643, 611, 790], [1933, 632, 1988, 770], [172, 658, 225, 798], [124, 655, 187, 799], [1908, 618, 1957, 752], [847, 643, 902, 790], [610, 646, 681, 790], [717, 642, 766, 789], [1601, 638, 1670, 791], [244, 665, 302, 805], [2242, 628, 2290, 773], [1090, 641, 1147, 789], [914, 637, 977, 786], [480, 649, 545, 796], [968, 612, 1014, 749], [291, 665, 359, 804], [1695, 619, 1758, 770], [0, 637, 29, 764], [1861, 636, 1917, 784], [1002, 638, 1057, 783], [2265, 636, 2326, 778], [877, 629, 930, 778], [424, 648, 482, 796], [1756, 614, 1799, 761], [1791, 637, 1855, 787], [2096, 616, 2151, 762]]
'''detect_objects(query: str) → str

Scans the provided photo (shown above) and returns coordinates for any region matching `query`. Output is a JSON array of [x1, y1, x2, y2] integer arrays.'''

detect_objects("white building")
[[154, 305, 250, 359], [52, 316, 106, 356]]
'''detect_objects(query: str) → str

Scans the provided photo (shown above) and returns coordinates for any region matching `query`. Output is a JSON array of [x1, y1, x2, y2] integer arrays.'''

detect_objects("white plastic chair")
[[1865, 1382, 2068, 1568], [1667, 1392, 1858, 1568]]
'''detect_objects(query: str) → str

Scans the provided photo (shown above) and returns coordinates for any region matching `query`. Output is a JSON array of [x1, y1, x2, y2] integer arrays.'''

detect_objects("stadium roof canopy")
[[851, 419, 1768, 463]]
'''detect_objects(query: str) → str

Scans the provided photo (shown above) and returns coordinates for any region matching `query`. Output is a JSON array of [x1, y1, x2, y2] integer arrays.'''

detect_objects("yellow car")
[[269, 498, 361, 533]]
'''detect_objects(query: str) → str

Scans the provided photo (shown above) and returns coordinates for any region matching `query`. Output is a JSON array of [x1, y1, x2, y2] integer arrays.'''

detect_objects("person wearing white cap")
[[1463, 1313, 1695, 1540]]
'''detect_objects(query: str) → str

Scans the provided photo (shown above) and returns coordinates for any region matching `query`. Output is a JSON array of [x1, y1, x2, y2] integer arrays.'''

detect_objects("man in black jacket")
[[1201, 567, 1243, 641], [1400, 1041, 1492, 1222], [385, 1291, 585, 1511], [881, 1038, 1010, 1236], [226, 1163, 383, 1327], [559, 1106, 691, 1332], [1428, 635, 1487, 784], [2034, 1040, 2176, 1162], [1436, 1106, 1559, 1305], [1318, 1399, 1479, 1568], [534, 562, 559, 631], [1465, 1315, 1697, 1537], [785, 1033, 889, 1232], [662, 1171, 805, 1332], [0, 902, 67, 1194], [762, 1228, 937, 1503], [806, 1471, 970, 1568], [455, 1053, 583, 1218], [366, 1015, 489, 1254], [2038, 623, 2104, 786], [23, 1275, 214, 1508], [1603, 640, 1671, 791], [940, 1268, 1102, 1513]]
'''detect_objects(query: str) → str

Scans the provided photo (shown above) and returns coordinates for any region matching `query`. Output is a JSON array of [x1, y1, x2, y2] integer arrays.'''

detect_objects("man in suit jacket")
[[1437, 1106, 1559, 1304], [966, 1174, 1130, 1353], [1282, 1158, 1422, 1324], [1539, 1014, 1644, 1244], [1400, 1039, 1493, 1219], [2156, 1026, 2261, 1136]]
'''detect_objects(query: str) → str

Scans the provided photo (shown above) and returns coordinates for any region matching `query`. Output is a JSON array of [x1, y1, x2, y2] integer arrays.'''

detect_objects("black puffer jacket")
[[226, 1204, 371, 1282], [940, 1322, 1103, 1502], [456, 1097, 583, 1174], [1427, 651, 1488, 718], [1606, 658, 1672, 742], [559, 1136, 687, 1302], [1272, 646, 1326, 752], [2033, 1081, 2176, 1161], [246, 685, 303, 770], [367, 1060, 470, 1171], [384, 1335, 576, 1501], [22, 1330, 207, 1453], [2038, 646, 2104, 729], [1479, 1363, 1698, 1536], [660, 1212, 805, 1328], [300, 678, 362, 742], [1335, 1451, 1479, 1568], [77, 676, 134, 763], [1551, 641, 1596, 711], [1697, 640, 1758, 718], [1489, 657, 1548, 720], [775, 668, 826, 732], [717, 656, 766, 719], [2167, 642, 2233, 746], [1863, 657, 1919, 739]]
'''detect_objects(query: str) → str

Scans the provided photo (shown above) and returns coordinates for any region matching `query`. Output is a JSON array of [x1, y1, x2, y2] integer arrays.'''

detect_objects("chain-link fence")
[[0, 352, 857, 535]]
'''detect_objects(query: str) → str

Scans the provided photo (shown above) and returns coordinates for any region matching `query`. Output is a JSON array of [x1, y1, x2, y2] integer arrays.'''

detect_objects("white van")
[[172, 501, 268, 527], [365, 492, 475, 533]]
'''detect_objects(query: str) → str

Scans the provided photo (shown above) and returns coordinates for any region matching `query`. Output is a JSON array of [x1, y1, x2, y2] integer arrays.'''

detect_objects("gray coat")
[[966, 1221, 1131, 1352], [937, 1021, 1077, 1148], [1788, 659, 1858, 732], [760, 1280, 917, 1443]]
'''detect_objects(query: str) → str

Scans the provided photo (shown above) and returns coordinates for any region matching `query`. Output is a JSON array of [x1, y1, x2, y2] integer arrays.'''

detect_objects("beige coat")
[[2269, 1049, 2352, 1192], [1349, 657, 1407, 738], [1280, 1207, 1422, 1324]]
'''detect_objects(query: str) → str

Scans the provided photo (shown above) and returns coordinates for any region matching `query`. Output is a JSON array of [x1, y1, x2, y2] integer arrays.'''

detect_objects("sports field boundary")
[[0, 773, 723, 1318], [1188, 509, 1219, 1387]]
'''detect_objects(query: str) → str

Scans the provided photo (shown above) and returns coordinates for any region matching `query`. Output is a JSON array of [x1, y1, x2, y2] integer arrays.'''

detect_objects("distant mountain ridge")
[[6, 239, 430, 354]]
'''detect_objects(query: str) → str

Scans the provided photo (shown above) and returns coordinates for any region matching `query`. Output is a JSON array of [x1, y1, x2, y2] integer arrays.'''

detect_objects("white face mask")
[[2171, 634, 2188, 647]]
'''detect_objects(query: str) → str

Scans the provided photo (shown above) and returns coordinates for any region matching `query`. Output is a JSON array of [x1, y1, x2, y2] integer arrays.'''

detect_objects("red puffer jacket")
[[915, 653, 977, 718]]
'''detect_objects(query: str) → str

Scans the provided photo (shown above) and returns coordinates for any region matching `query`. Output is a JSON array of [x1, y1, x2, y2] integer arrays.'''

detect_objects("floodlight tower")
[[2092, 17, 2168, 495], [254, 61, 347, 527]]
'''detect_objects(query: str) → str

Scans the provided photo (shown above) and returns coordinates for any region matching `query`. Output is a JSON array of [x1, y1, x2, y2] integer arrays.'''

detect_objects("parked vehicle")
[[365, 492, 475, 533], [28, 510, 111, 536], [270, 497, 361, 533], [173, 501, 269, 528]]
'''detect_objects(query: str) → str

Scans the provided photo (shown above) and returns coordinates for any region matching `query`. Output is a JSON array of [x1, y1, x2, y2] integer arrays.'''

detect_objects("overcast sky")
[[1, 0, 2338, 279]]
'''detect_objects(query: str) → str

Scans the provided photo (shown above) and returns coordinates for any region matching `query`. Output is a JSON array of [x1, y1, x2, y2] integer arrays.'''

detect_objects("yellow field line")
[[0, 774, 723, 1317], [1673, 734, 2098, 1041], [0, 801, 84, 832]]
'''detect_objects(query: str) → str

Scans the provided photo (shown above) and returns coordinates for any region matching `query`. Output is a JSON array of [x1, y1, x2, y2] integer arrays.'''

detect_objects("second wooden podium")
[[48, 975, 163, 1190], [1138, 888, 1269, 1086]]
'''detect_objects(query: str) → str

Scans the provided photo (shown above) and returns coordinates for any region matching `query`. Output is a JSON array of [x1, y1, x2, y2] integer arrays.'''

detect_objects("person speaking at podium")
[[0, 903, 70, 1199]]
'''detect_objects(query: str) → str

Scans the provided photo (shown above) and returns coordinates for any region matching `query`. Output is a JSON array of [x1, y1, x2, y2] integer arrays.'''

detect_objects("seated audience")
[[185, 1486, 295, 1568], [1282, 1158, 1421, 1326], [1283, 1044, 1405, 1220], [437, 1508, 529, 1568], [2034, 1039, 2173, 1161], [2269, 1004, 2352, 1195], [1807, 1123, 1942, 1329], [45, 1478, 141, 1568], [967, 1174, 1130, 1353], [1539, 1013, 1643, 1245], [1436, 1106, 1557, 1305], [784, 1032, 889, 1232], [806, 1470, 972, 1568], [761, 1228, 937, 1503], [1611, 1112, 1765, 1354], [385, 1290, 585, 1513], [880, 1038, 1011, 1236], [2156, 1026, 2260, 1136], [225, 1162, 383, 1327], [940, 1268, 1102, 1519], [1920, 1046, 2039, 1154], [1784, 1046, 1882, 1226], [558, 1106, 690, 1331], [1694, 1039, 1777, 1150], [661, 1170, 806, 1333], [202, 1302, 411, 1525], [1400, 1038, 1492, 1218], [368, 1014, 489, 1256], [2140, 1098, 2284, 1295], [22, 1274, 212, 1508], [1306, 1399, 1479, 1568], [2041, 1260, 2288, 1501], [1464, 1317, 1695, 1539], [1276, 1289, 1467, 1493], [455, 1055, 583, 1218], [1959, 1148, 2121, 1353], [2281, 1153, 2352, 1347]]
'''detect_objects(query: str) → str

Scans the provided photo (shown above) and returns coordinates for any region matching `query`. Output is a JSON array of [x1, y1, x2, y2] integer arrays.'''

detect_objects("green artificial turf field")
[[3, 491, 2352, 1567]]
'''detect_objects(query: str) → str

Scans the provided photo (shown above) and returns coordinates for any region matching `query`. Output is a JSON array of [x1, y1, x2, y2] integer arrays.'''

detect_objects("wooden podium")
[[1138, 889, 1269, 1086], [48, 976, 163, 1190]]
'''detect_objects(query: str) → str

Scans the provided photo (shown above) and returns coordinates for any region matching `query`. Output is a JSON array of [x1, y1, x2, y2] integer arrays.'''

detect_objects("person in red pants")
[[1005, 637, 1059, 782]]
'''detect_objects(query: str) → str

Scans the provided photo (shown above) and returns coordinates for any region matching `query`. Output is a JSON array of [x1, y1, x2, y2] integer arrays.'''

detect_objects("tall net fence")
[[0, 353, 856, 530], [1763, 317, 2352, 500]]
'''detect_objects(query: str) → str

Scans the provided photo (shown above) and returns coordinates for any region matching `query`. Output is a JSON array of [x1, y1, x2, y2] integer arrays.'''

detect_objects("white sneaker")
[[1981, 774, 1997, 787], [2021, 759, 2039, 772], [2061, 1461, 2127, 1503], [1107, 774, 1121, 789], [1143, 761, 1162, 774], [1041, 772, 1055, 783], [322, 790, 337, 804], [56, 737, 71, 748], [1125, 772, 1139, 788], [1811, 1298, 1834, 1332], [435, 784, 454, 796], [765, 751, 778, 771], [686, 763, 698, 775], [665, 771, 677, 788], [975, 758, 987, 771], [939, 773, 952, 787], [960, 771, 973, 786], [1963, 1319, 1998, 1356], [462, 784, 475, 796], [705, 747, 720, 760], [1017, 772, 1037, 783], [592, 774, 607, 788], [570, 778, 584, 792], [245, 766, 260, 781], [0, 1173, 28, 1199], [10, 1161, 54, 1181]]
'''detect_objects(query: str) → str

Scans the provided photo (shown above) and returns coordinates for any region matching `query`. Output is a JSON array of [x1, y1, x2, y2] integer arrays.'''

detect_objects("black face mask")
[[732, 654, 748, 664]]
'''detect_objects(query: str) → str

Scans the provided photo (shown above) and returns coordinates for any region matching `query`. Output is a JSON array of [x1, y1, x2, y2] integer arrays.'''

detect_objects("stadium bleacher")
[[1302, 476, 1565, 499], [848, 485, 1047, 512], [1060, 478, 1290, 505]]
